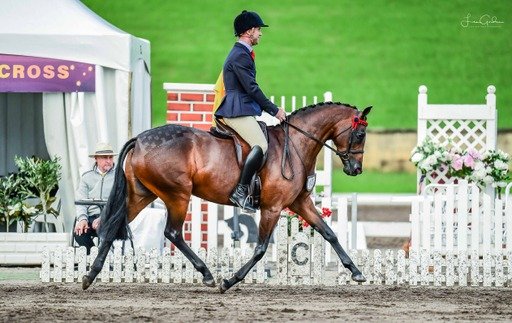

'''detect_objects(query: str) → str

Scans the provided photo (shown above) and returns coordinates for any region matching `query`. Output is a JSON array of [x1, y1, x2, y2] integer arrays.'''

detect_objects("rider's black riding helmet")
[[234, 10, 269, 36]]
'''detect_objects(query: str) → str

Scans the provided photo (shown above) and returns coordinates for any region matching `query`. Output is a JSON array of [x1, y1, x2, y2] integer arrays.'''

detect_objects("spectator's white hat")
[[89, 142, 117, 157]]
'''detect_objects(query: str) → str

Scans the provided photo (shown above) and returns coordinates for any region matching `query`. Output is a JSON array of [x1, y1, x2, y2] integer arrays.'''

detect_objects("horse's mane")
[[288, 101, 357, 117]]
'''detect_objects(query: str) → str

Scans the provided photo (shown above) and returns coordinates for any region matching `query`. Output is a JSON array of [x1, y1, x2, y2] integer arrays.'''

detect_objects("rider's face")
[[247, 27, 262, 46]]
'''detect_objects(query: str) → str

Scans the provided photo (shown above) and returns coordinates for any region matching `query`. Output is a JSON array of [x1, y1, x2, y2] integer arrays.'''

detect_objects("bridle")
[[280, 114, 368, 180], [283, 114, 368, 161]]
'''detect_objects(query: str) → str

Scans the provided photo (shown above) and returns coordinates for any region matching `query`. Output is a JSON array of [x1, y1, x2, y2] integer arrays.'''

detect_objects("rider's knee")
[[253, 142, 267, 155]]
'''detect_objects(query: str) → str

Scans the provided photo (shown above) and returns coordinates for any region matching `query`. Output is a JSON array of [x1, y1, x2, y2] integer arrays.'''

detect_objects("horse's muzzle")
[[343, 160, 363, 176]]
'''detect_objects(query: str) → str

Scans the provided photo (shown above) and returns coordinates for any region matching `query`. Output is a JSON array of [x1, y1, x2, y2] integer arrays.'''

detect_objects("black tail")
[[98, 137, 137, 242]]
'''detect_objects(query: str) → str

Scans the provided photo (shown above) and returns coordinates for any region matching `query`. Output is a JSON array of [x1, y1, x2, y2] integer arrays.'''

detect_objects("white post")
[[191, 196, 202, 252], [457, 182, 468, 253], [321, 197, 332, 263], [336, 196, 348, 249], [485, 85, 497, 150], [417, 85, 428, 193], [207, 202, 218, 249], [351, 193, 358, 249], [506, 183, 512, 253], [410, 197, 421, 250], [445, 185, 455, 252]]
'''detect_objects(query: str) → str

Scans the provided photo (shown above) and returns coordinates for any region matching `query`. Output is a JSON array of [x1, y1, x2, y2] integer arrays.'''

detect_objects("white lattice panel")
[[417, 85, 497, 189]]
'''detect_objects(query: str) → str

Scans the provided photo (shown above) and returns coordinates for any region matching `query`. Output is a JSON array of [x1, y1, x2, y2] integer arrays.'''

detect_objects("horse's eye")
[[356, 132, 366, 140]]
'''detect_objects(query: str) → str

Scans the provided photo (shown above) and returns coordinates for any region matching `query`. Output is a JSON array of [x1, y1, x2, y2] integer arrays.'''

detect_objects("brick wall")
[[164, 83, 215, 249], [165, 83, 215, 132]]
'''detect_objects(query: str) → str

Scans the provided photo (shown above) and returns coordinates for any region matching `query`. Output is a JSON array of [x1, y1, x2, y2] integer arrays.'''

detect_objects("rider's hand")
[[74, 219, 89, 236], [275, 108, 286, 123], [92, 217, 101, 230]]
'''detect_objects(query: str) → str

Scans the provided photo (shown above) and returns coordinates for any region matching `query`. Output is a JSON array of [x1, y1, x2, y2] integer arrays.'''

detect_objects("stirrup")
[[241, 196, 257, 214]]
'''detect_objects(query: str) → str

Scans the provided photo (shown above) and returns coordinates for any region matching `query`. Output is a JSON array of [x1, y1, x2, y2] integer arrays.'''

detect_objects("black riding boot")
[[230, 145, 264, 213]]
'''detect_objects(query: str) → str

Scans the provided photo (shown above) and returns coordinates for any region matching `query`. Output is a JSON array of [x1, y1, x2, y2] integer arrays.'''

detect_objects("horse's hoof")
[[82, 275, 92, 290], [219, 279, 230, 294], [351, 273, 366, 283], [203, 277, 216, 288]]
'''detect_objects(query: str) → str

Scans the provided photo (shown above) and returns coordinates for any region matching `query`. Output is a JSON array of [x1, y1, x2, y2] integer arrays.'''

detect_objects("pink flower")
[[468, 149, 481, 160], [452, 156, 464, 171], [463, 154, 475, 169]]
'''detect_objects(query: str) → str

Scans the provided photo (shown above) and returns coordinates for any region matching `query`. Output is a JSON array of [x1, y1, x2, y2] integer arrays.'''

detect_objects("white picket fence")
[[411, 181, 512, 255], [41, 216, 512, 287]]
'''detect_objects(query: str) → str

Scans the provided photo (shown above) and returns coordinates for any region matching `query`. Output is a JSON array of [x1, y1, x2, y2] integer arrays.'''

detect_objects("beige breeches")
[[223, 116, 268, 154]]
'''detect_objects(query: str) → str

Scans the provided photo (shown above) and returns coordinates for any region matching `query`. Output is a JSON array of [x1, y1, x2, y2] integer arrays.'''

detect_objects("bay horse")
[[82, 102, 371, 292]]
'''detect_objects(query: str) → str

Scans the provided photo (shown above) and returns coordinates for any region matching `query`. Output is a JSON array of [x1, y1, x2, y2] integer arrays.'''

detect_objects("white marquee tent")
[[0, 0, 151, 231]]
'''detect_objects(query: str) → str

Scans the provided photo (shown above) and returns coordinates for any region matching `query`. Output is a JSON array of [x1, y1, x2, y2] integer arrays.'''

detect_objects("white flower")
[[496, 181, 507, 188], [411, 152, 424, 163], [472, 162, 486, 180], [499, 150, 509, 159], [483, 175, 494, 185], [22, 205, 38, 215], [7, 203, 21, 216], [494, 159, 508, 171]]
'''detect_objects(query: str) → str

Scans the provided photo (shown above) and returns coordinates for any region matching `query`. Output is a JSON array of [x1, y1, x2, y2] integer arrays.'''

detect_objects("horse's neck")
[[286, 109, 340, 168]]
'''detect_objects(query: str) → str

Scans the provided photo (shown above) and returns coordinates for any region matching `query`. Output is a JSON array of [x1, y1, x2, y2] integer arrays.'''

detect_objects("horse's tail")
[[98, 137, 137, 242]]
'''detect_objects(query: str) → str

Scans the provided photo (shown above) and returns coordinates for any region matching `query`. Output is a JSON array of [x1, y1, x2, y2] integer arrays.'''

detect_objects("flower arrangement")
[[282, 207, 333, 233], [410, 138, 510, 193]]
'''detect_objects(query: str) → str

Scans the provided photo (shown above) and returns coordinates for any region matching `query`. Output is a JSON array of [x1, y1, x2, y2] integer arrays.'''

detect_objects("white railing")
[[41, 216, 512, 287]]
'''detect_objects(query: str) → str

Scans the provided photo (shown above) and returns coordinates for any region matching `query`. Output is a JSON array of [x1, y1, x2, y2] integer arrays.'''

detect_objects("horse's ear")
[[362, 106, 372, 118]]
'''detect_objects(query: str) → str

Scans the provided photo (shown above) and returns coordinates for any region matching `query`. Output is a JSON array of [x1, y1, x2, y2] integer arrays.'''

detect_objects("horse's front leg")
[[220, 209, 280, 293], [289, 198, 366, 283]]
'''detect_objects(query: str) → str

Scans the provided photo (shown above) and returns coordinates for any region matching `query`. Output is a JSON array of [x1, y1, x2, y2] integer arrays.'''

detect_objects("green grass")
[[81, 0, 512, 129], [332, 170, 417, 193], [0, 267, 40, 281]]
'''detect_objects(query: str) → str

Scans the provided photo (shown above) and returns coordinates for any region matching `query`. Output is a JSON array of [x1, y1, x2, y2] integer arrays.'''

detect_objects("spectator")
[[73, 142, 116, 254]]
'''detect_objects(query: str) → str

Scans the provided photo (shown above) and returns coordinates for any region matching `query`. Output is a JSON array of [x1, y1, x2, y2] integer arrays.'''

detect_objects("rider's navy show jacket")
[[214, 42, 278, 118]]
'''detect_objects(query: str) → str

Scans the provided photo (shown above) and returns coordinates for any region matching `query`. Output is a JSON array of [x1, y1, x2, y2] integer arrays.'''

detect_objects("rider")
[[215, 10, 286, 212]]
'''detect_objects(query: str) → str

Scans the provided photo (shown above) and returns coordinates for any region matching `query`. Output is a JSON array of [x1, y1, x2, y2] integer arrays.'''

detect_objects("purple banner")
[[0, 54, 95, 92]]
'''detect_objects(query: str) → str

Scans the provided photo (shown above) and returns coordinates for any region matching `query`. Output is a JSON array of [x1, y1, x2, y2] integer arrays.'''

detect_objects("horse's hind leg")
[[288, 198, 366, 283], [163, 198, 215, 287], [219, 209, 281, 293], [83, 150, 156, 290], [82, 239, 114, 289]]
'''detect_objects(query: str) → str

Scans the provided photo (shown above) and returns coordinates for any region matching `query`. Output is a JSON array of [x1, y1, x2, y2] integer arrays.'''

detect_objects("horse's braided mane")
[[288, 101, 357, 117]]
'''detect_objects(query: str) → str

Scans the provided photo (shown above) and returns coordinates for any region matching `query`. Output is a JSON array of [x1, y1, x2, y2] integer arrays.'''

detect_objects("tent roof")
[[0, 0, 150, 72]]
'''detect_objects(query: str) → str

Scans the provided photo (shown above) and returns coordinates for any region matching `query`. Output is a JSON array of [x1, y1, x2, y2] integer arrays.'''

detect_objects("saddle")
[[209, 117, 268, 210]]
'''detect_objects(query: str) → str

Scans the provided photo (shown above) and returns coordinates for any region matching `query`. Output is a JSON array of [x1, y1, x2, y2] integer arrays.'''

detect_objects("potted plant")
[[14, 156, 62, 232], [0, 173, 38, 232]]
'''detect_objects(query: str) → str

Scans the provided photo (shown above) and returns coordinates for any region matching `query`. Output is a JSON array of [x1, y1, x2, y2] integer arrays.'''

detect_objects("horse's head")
[[332, 106, 372, 176]]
